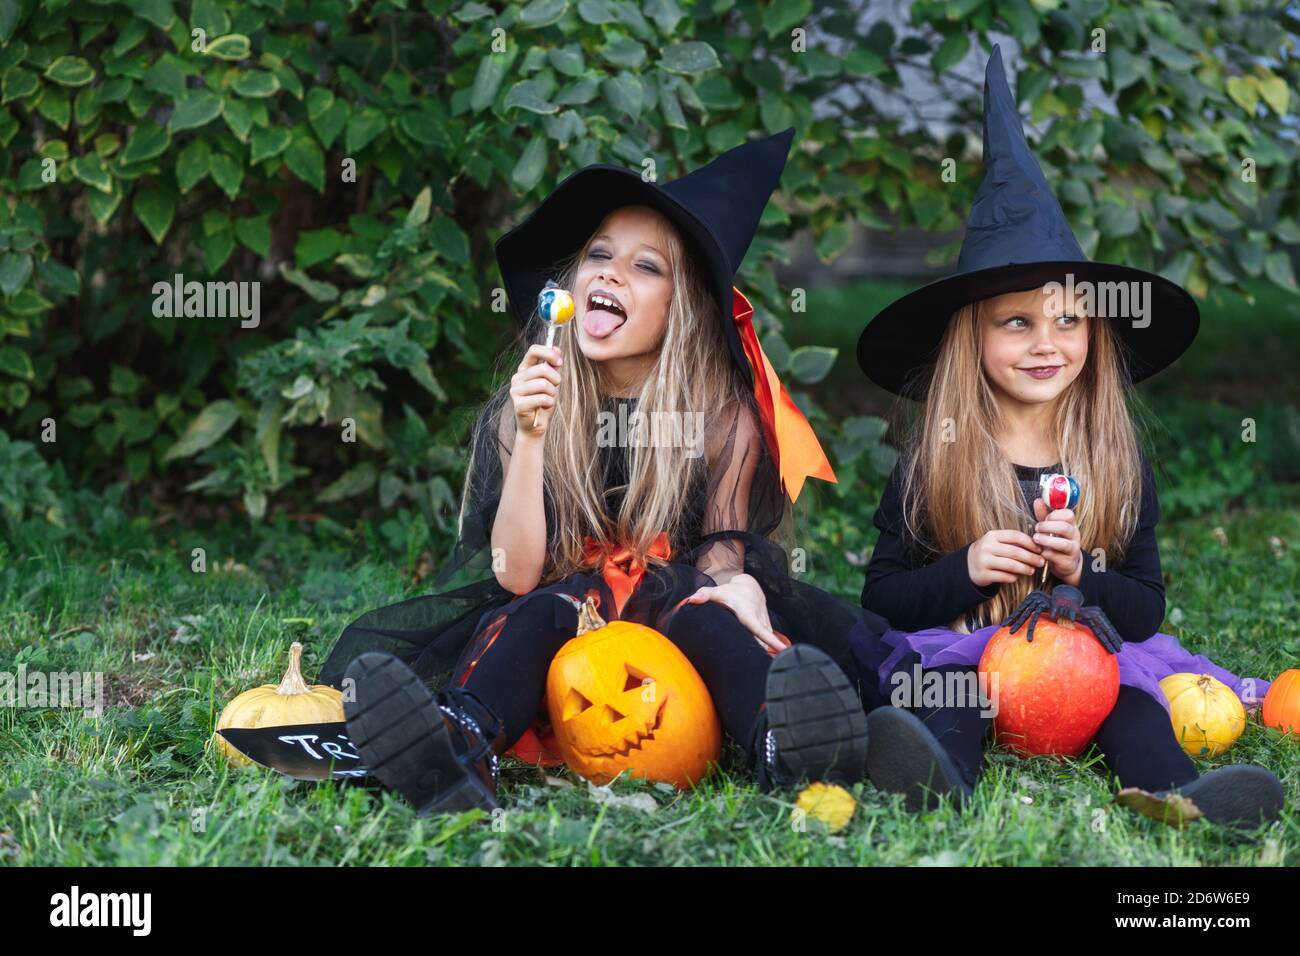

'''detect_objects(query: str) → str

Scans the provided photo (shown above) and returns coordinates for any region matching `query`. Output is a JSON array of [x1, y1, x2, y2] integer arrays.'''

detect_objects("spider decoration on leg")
[[1001, 584, 1124, 654]]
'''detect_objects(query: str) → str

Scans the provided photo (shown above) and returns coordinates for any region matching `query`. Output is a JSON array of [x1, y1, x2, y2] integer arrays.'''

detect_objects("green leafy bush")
[[0, 427, 63, 531], [1, 0, 1295, 526]]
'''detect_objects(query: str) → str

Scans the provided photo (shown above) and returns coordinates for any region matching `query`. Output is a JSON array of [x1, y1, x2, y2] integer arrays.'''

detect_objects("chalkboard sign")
[[218, 721, 370, 781]]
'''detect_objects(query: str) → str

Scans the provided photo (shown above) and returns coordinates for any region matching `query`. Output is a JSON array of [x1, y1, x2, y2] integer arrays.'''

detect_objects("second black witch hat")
[[856, 45, 1199, 397]]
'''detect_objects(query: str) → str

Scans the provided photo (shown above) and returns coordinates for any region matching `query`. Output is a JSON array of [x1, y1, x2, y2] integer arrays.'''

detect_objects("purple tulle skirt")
[[853, 625, 1269, 714]]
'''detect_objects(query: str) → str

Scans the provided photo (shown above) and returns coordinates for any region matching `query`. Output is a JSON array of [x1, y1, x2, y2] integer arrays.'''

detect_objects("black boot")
[[865, 706, 975, 812], [1118, 764, 1285, 830], [754, 645, 869, 792], [1100, 686, 1284, 830], [343, 653, 503, 814]]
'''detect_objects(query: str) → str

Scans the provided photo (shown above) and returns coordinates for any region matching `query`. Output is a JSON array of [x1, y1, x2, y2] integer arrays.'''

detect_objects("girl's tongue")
[[583, 309, 625, 338]]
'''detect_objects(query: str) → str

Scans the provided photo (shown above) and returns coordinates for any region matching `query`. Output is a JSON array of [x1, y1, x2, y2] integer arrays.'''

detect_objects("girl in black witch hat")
[[851, 46, 1284, 829], [319, 129, 889, 812]]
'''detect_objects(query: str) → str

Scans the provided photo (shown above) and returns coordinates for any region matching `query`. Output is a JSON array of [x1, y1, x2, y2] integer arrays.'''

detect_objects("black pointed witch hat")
[[856, 45, 1199, 397], [495, 128, 796, 385]]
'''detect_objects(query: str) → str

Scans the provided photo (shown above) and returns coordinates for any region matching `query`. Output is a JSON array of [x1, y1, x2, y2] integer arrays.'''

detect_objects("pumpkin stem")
[[276, 642, 312, 696], [574, 596, 607, 636]]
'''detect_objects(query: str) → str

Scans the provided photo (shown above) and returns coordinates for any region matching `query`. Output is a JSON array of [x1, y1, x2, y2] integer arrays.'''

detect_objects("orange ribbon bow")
[[582, 530, 672, 618], [732, 288, 837, 502]]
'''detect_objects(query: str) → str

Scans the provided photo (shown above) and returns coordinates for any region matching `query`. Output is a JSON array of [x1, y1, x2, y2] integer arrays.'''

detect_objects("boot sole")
[[866, 706, 973, 813], [765, 645, 869, 786], [343, 653, 498, 815], [1170, 764, 1284, 830]]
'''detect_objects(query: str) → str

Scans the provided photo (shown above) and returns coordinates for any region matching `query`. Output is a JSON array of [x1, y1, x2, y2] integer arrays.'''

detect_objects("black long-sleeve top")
[[860, 454, 1166, 641]]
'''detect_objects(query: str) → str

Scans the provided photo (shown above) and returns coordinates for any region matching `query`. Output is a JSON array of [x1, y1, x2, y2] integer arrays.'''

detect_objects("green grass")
[[1, 502, 1297, 866]]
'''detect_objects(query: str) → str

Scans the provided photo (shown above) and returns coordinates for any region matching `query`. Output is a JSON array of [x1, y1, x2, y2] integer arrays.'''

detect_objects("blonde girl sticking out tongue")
[[319, 130, 891, 811]]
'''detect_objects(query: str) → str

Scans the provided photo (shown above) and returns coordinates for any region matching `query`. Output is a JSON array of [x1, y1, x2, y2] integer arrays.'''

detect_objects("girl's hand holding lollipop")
[[527, 282, 574, 431], [510, 282, 574, 437], [1033, 473, 1081, 586]]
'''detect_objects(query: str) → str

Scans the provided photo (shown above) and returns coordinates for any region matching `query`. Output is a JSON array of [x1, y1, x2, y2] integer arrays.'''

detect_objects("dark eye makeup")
[[586, 247, 663, 274]]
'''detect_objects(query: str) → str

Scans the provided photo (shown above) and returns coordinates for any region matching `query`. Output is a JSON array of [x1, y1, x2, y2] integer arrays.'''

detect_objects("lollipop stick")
[[1035, 474, 1080, 589], [530, 325, 559, 429], [1036, 497, 1056, 588]]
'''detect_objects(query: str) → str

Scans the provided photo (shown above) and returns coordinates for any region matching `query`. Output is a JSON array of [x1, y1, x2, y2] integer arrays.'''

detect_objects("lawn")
[[1, 499, 1296, 866], [3, 276, 1296, 867]]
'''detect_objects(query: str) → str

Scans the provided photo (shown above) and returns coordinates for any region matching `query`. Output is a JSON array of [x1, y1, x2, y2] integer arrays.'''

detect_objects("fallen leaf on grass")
[[1259, 838, 1282, 865], [169, 614, 205, 643], [795, 782, 857, 833], [587, 782, 658, 813], [213, 558, 250, 575], [1115, 786, 1203, 827], [916, 849, 963, 866]]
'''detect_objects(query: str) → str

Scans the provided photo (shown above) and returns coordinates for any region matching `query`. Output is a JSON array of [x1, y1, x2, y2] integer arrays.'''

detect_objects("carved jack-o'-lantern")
[[546, 597, 721, 789]]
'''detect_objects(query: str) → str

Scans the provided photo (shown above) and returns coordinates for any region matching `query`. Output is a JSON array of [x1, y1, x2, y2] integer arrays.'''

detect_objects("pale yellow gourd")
[[214, 642, 344, 767], [1160, 672, 1246, 758]]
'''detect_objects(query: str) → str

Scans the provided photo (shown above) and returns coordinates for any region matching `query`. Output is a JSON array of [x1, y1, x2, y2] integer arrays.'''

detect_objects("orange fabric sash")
[[732, 287, 837, 502], [582, 530, 671, 617]]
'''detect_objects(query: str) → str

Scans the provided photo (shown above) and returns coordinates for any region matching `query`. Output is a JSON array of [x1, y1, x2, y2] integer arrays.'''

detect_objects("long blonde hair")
[[463, 210, 752, 583], [900, 295, 1145, 627]]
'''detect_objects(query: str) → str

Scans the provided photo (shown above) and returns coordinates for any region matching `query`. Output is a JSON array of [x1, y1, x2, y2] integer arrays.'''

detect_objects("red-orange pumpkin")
[[1262, 668, 1300, 736], [978, 616, 1120, 757], [546, 597, 722, 789]]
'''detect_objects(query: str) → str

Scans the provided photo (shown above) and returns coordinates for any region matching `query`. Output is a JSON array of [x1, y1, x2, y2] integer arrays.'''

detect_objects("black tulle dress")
[[318, 394, 891, 763]]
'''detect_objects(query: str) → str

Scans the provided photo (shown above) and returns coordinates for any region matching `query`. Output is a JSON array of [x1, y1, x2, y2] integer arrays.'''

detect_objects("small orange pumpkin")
[[546, 597, 721, 789], [1262, 668, 1300, 736], [978, 616, 1119, 758]]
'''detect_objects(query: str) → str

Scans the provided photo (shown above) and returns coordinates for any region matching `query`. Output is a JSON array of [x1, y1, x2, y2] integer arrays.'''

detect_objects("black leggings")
[[899, 662, 1199, 792], [458, 592, 774, 753]]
